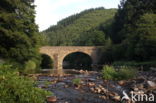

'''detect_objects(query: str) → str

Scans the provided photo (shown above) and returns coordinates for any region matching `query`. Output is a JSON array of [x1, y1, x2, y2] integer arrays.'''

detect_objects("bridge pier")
[[52, 53, 63, 76]]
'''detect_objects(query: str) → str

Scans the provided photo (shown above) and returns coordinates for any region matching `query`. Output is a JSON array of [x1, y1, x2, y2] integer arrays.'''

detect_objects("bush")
[[24, 60, 37, 74], [72, 78, 81, 85], [102, 65, 116, 80], [0, 64, 52, 103], [102, 65, 136, 80], [116, 66, 137, 80]]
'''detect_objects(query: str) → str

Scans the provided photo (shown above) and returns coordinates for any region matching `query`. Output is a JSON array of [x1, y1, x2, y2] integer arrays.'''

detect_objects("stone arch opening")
[[40, 54, 53, 69], [63, 52, 92, 70]]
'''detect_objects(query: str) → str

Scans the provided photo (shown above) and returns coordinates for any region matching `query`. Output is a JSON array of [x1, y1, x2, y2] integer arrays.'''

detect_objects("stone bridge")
[[39, 46, 102, 74]]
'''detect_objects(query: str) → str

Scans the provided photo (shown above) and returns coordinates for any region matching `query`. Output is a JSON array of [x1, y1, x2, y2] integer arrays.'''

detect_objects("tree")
[[125, 13, 156, 61], [111, 0, 156, 44], [78, 29, 106, 46], [0, 0, 40, 67]]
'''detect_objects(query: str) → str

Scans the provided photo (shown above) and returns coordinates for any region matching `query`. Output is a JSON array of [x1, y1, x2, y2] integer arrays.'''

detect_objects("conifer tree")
[[0, 0, 40, 65]]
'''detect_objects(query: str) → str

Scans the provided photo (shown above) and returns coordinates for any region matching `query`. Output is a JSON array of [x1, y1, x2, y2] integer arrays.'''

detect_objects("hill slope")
[[43, 7, 117, 46]]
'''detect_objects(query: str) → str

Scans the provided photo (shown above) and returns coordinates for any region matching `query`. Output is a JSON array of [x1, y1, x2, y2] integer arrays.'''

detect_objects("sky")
[[34, 0, 121, 31]]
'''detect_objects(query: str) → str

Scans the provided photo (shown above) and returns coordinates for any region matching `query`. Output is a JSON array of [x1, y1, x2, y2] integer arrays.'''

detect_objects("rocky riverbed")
[[33, 70, 156, 103]]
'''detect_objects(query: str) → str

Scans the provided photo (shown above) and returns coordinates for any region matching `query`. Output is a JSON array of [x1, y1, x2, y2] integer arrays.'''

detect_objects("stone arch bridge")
[[39, 46, 102, 74]]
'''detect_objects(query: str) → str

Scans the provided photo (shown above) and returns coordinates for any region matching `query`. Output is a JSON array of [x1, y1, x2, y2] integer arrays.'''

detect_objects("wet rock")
[[88, 78, 96, 82], [47, 96, 57, 103], [147, 81, 156, 88], [94, 87, 101, 93], [79, 70, 85, 74], [98, 85, 103, 88], [99, 95, 106, 100], [118, 80, 126, 86], [85, 70, 89, 75], [90, 87, 95, 92], [136, 84, 144, 90], [56, 82, 66, 87], [64, 85, 69, 88], [150, 67, 156, 72], [136, 76, 146, 83], [134, 87, 139, 91], [88, 82, 95, 87], [101, 87, 107, 93], [97, 88, 101, 93], [113, 95, 121, 101]]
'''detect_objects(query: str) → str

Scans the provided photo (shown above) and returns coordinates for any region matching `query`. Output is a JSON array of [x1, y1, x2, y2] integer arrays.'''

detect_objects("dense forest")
[[43, 7, 117, 46]]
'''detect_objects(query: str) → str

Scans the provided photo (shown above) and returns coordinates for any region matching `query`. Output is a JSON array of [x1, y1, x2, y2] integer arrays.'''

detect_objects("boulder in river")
[[47, 96, 57, 103], [147, 81, 156, 88]]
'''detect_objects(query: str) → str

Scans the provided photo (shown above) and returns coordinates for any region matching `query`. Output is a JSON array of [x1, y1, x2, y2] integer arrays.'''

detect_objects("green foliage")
[[72, 78, 81, 85], [78, 29, 106, 46], [102, 65, 116, 80], [100, 0, 156, 64], [111, 0, 156, 44], [44, 80, 52, 88], [113, 61, 156, 71], [24, 60, 37, 74], [116, 66, 137, 80], [0, 0, 41, 67], [0, 64, 52, 103], [43, 8, 117, 46], [102, 65, 136, 80]]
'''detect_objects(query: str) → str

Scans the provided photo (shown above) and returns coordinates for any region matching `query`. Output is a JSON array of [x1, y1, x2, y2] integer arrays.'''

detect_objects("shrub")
[[116, 66, 137, 80], [0, 64, 52, 103], [101, 65, 136, 80], [24, 60, 37, 74], [72, 78, 81, 85], [102, 65, 116, 80]]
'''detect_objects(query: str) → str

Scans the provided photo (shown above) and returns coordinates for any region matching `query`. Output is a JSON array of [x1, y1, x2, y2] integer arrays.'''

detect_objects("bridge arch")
[[39, 46, 101, 75], [40, 54, 53, 69], [62, 51, 93, 70]]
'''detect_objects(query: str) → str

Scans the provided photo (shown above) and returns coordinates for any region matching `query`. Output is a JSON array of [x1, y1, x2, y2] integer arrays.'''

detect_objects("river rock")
[[113, 95, 121, 101], [150, 67, 156, 72], [90, 87, 95, 92], [134, 87, 139, 91], [96, 87, 101, 93], [79, 70, 85, 74], [56, 82, 66, 87], [47, 96, 57, 103], [88, 82, 95, 87], [88, 78, 96, 82], [137, 84, 144, 90], [118, 80, 126, 86], [147, 81, 156, 88], [99, 95, 106, 99], [98, 85, 103, 88]]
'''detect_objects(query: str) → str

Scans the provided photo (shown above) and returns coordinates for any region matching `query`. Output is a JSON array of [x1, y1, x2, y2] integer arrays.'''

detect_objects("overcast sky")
[[35, 0, 121, 31]]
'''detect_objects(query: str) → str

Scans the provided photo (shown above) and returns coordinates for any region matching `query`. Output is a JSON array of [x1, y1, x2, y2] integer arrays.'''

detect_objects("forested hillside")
[[43, 7, 117, 46], [100, 0, 156, 64]]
